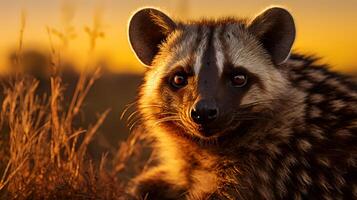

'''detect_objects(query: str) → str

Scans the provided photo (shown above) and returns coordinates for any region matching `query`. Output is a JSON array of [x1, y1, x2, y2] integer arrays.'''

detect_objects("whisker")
[[129, 119, 142, 131], [139, 104, 164, 109], [155, 116, 180, 122], [127, 115, 141, 126], [126, 110, 141, 122], [120, 101, 137, 120], [154, 118, 181, 126]]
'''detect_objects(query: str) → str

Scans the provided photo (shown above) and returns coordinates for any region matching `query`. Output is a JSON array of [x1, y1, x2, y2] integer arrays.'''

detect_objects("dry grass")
[[0, 7, 149, 200]]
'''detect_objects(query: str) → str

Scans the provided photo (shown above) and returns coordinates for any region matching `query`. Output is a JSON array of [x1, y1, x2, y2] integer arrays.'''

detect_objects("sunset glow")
[[1, 0, 356, 73]]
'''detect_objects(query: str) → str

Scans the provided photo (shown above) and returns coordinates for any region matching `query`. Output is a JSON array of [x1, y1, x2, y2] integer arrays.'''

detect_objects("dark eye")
[[170, 73, 188, 89], [231, 74, 247, 87]]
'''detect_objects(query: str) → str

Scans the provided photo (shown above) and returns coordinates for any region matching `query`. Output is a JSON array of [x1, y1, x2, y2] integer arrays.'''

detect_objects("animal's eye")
[[231, 73, 247, 87], [170, 73, 188, 89]]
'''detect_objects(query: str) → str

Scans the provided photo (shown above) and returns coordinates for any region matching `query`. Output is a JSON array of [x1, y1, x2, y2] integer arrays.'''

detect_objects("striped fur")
[[128, 8, 357, 200]]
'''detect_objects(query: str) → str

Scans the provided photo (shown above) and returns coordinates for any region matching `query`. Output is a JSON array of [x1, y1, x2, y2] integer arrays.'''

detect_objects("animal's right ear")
[[128, 8, 176, 66]]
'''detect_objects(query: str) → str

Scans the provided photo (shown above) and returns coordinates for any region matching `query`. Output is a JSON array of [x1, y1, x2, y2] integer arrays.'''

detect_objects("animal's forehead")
[[162, 21, 267, 77], [165, 21, 245, 53]]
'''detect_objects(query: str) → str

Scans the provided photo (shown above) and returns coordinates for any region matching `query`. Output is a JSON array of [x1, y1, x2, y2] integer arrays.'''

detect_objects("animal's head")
[[128, 7, 297, 142]]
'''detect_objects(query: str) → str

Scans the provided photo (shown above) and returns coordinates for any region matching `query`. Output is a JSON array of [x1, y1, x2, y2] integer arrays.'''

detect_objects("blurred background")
[[1, 0, 356, 158]]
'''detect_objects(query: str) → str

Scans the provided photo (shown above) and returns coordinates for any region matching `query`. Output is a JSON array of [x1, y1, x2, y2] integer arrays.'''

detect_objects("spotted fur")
[[127, 7, 357, 200]]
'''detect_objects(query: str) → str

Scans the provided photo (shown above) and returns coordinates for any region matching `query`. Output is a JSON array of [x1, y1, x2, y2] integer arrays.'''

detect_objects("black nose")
[[190, 99, 218, 125]]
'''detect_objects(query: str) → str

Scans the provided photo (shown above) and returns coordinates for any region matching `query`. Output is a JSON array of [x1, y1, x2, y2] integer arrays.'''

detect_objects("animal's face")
[[128, 7, 296, 141]]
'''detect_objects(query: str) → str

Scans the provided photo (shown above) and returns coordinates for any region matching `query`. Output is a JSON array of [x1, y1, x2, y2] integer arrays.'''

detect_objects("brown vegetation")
[[0, 9, 148, 199]]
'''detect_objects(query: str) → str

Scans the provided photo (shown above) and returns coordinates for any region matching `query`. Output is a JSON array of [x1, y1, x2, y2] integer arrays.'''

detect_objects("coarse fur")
[[127, 7, 357, 200]]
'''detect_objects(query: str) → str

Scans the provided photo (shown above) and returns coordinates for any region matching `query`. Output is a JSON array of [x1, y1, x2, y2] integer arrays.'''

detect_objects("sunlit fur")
[[130, 9, 357, 200]]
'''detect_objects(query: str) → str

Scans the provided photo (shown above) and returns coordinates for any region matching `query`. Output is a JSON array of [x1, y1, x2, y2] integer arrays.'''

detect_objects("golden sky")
[[1, 0, 356, 73]]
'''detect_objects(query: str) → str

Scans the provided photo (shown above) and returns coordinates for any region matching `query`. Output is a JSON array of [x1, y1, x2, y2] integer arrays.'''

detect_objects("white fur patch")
[[213, 26, 225, 76], [194, 27, 209, 75]]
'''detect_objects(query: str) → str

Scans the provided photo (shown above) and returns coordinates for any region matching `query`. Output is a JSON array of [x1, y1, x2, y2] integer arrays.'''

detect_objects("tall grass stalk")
[[0, 6, 148, 199]]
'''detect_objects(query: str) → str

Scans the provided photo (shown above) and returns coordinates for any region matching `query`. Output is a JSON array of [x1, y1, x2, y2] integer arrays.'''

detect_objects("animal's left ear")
[[249, 7, 295, 64], [128, 8, 176, 66]]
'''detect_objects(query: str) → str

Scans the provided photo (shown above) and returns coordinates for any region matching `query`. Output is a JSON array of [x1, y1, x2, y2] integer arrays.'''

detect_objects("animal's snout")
[[190, 99, 218, 125]]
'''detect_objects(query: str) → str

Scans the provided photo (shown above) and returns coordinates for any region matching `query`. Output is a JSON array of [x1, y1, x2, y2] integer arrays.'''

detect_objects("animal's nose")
[[190, 99, 218, 125]]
